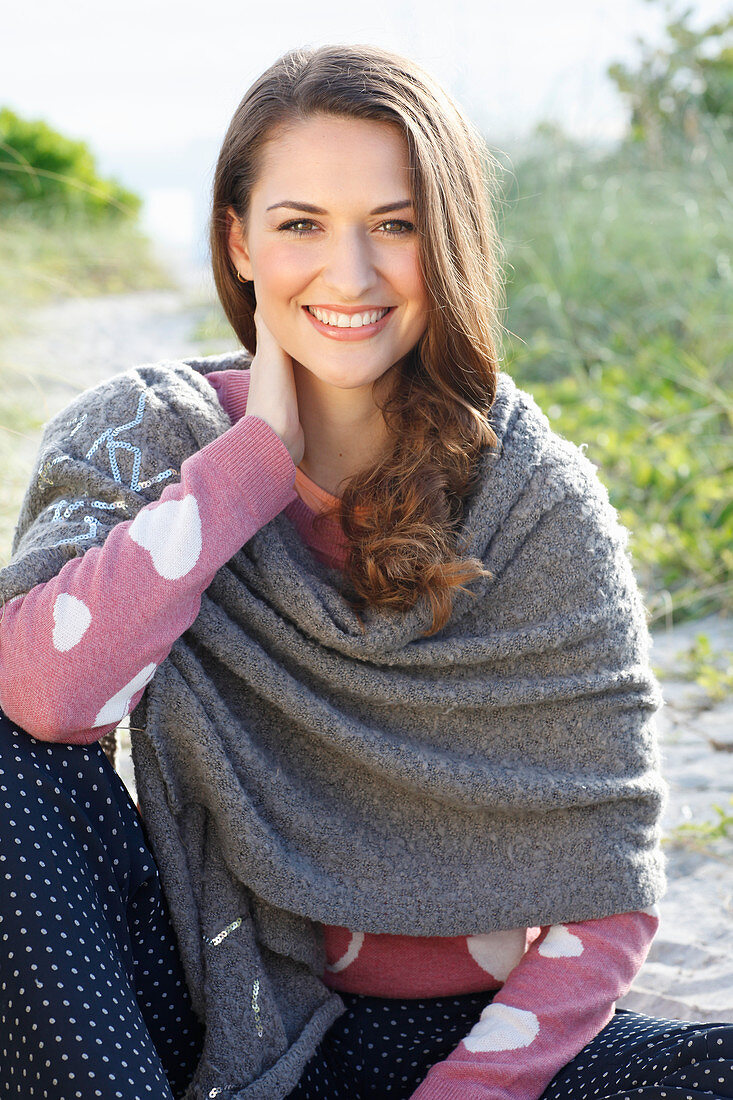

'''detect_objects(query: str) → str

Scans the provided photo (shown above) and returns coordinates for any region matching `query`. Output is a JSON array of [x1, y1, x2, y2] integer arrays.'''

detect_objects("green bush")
[[608, 1, 732, 158], [496, 118, 732, 625], [0, 107, 141, 221]]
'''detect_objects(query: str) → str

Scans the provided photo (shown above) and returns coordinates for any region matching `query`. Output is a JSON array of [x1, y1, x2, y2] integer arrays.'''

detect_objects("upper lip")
[[304, 304, 393, 314]]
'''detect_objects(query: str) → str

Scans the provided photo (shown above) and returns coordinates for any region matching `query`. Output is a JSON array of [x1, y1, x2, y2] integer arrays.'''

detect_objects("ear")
[[226, 206, 254, 281]]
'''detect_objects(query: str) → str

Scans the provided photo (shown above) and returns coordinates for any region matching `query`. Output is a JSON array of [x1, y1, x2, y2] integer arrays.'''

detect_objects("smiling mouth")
[[306, 306, 392, 328]]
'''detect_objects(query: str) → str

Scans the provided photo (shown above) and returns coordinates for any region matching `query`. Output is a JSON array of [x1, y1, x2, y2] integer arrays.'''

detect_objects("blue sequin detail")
[[67, 413, 88, 438], [49, 499, 125, 547], [84, 391, 175, 492], [45, 393, 177, 549], [52, 498, 121, 523]]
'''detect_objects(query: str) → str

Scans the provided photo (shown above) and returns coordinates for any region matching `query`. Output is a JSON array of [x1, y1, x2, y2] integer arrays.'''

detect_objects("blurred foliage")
[[492, 3, 732, 626], [0, 113, 175, 557], [667, 796, 733, 849], [0, 107, 141, 221], [0, 206, 172, 343], [676, 633, 733, 702], [608, 0, 732, 162], [0, 108, 173, 340]]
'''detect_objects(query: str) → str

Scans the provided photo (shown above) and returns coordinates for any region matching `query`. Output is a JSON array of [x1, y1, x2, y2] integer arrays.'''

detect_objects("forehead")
[[253, 115, 413, 206]]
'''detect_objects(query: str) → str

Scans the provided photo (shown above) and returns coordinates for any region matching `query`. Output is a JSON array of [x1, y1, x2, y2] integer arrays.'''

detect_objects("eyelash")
[[277, 218, 415, 237]]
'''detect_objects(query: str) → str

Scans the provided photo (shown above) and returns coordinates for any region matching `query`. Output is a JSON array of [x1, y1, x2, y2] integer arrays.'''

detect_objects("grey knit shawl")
[[1, 350, 667, 1099]]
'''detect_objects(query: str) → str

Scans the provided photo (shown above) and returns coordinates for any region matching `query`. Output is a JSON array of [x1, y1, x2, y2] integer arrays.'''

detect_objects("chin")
[[296, 353, 397, 390]]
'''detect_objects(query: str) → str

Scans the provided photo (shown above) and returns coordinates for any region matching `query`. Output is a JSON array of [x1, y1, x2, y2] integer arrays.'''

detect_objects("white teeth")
[[308, 307, 389, 328]]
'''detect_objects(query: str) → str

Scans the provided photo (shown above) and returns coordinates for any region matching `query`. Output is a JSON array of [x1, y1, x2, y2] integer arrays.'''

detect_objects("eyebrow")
[[266, 199, 413, 215]]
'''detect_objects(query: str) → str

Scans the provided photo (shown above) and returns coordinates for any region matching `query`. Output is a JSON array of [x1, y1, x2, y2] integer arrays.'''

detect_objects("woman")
[[0, 42, 731, 1100]]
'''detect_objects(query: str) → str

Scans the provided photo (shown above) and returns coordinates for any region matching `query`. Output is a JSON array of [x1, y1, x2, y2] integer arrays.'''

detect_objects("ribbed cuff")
[[206, 368, 250, 423], [185, 414, 297, 523], [411, 1078, 490, 1100]]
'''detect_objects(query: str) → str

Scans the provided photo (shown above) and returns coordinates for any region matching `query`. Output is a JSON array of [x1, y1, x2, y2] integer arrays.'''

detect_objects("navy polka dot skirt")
[[1, 710, 732, 1099]]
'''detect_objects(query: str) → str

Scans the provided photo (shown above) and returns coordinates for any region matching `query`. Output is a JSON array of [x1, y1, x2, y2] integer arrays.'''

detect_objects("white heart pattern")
[[325, 932, 365, 973], [129, 495, 202, 580], [52, 593, 92, 652], [93, 663, 158, 728], [463, 1003, 540, 1053], [465, 929, 527, 981], [537, 924, 584, 958]]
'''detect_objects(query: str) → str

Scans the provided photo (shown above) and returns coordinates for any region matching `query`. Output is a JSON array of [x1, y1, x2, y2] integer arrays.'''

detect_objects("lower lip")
[[303, 306, 395, 341]]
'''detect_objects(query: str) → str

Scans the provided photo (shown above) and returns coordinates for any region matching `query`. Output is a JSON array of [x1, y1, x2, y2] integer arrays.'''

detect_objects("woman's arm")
[[410, 907, 659, 1100], [0, 385, 297, 743]]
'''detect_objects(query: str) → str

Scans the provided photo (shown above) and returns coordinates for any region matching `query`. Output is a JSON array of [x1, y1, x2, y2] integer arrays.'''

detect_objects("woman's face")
[[226, 114, 430, 391]]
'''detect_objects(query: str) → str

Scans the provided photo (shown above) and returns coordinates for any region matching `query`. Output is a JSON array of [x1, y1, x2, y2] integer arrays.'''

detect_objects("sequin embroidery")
[[84, 391, 176, 492], [251, 978, 264, 1038], [203, 916, 243, 947], [48, 498, 127, 548]]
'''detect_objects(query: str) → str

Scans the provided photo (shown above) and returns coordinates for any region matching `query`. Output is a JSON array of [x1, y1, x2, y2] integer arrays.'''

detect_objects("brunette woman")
[[0, 43, 731, 1100]]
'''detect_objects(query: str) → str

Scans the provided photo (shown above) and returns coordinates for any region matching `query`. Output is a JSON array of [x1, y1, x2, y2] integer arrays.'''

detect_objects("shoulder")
[[463, 372, 630, 581], [39, 349, 250, 456], [480, 371, 617, 526], [490, 371, 609, 503], [472, 375, 652, 660]]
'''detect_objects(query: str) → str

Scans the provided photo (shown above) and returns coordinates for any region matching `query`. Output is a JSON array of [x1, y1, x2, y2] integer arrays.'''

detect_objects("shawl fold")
[[0, 350, 667, 1099]]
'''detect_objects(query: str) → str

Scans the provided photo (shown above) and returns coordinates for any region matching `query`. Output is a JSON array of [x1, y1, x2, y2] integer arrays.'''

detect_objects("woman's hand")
[[246, 308, 305, 467]]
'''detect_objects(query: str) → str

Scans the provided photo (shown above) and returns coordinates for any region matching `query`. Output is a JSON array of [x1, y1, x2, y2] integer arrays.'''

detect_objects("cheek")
[[397, 250, 428, 311], [252, 242, 311, 303]]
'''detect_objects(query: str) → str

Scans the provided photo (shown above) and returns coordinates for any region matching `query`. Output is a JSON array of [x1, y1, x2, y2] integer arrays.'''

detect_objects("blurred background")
[[0, 0, 732, 1012]]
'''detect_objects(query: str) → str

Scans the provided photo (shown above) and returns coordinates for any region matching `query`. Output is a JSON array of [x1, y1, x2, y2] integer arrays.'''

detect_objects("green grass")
[[0, 205, 174, 344], [495, 120, 733, 625], [0, 204, 176, 558], [666, 796, 733, 853]]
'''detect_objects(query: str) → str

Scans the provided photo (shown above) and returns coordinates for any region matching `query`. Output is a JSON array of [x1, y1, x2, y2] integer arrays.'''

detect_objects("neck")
[[293, 361, 394, 495]]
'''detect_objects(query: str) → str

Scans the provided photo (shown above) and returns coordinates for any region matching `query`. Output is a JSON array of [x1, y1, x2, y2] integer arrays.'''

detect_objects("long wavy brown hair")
[[209, 44, 506, 637]]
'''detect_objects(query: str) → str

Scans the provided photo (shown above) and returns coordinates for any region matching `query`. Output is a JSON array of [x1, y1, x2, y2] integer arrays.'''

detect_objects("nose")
[[321, 228, 379, 301]]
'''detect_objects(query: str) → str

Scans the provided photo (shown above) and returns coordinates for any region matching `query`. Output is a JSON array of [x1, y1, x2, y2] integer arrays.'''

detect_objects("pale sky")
[[2, 0, 729, 259]]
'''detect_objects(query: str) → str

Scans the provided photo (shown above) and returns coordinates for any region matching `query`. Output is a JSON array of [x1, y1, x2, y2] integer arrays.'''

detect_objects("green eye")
[[279, 220, 315, 234]]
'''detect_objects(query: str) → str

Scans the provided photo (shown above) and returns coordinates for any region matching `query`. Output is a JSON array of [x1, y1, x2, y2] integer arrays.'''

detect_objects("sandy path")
[[1, 284, 731, 1024], [0, 271, 222, 465], [618, 614, 733, 1023]]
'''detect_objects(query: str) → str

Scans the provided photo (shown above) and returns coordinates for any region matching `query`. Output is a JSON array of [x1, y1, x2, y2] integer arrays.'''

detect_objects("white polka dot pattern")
[[0, 715, 204, 1097], [537, 923, 584, 958], [465, 929, 527, 980], [129, 494, 202, 580], [51, 593, 92, 652], [462, 1002, 540, 1053], [93, 663, 158, 727]]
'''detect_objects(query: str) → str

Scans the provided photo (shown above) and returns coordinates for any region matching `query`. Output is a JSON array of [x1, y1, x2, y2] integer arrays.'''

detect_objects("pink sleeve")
[[0, 380, 296, 744], [410, 908, 660, 1100], [206, 368, 251, 424]]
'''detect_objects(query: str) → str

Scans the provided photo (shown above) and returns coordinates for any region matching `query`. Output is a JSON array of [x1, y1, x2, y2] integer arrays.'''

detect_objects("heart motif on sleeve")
[[465, 929, 527, 980], [93, 663, 158, 727], [52, 593, 92, 652], [129, 495, 202, 580], [463, 1003, 540, 1052], [325, 931, 365, 974], [537, 924, 584, 958]]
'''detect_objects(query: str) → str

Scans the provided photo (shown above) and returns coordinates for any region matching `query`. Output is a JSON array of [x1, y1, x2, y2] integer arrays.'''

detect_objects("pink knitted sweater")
[[0, 368, 658, 1100]]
